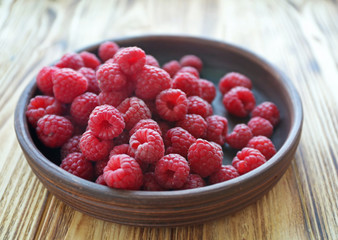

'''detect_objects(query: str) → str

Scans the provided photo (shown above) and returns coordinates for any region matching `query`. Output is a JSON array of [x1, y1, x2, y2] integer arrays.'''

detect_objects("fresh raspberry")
[[180, 55, 203, 73], [79, 51, 101, 70], [103, 154, 143, 190], [155, 89, 188, 122], [175, 66, 199, 78], [94, 159, 109, 178], [78, 67, 100, 94], [36, 66, 58, 95], [209, 165, 239, 184], [226, 124, 253, 149], [129, 128, 165, 164], [232, 147, 266, 175], [55, 53, 84, 70], [180, 174, 206, 190], [129, 119, 162, 137], [88, 105, 125, 140], [114, 47, 146, 75], [205, 115, 228, 146], [187, 96, 213, 118], [117, 97, 151, 130], [247, 136, 276, 160], [109, 144, 129, 158], [142, 172, 165, 191], [198, 79, 216, 103], [162, 60, 181, 77], [79, 130, 113, 161], [176, 114, 208, 138], [60, 152, 94, 180], [222, 86, 255, 117], [26, 95, 63, 127], [70, 92, 98, 126], [95, 174, 107, 185], [113, 130, 130, 145], [172, 72, 200, 97], [164, 127, 196, 158], [96, 63, 127, 92], [187, 139, 223, 178], [135, 65, 172, 100], [145, 55, 160, 67], [52, 68, 88, 103], [60, 135, 81, 159], [247, 117, 273, 137], [98, 90, 128, 107], [155, 154, 190, 189], [98, 41, 119, 62], [36, 114, 73, 148], [252, 101, 280, 126], [219, 72, 252, 95]]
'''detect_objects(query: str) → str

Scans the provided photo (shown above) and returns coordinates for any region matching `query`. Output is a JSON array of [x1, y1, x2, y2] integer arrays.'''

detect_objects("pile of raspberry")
[[26, 40, 280, 191]]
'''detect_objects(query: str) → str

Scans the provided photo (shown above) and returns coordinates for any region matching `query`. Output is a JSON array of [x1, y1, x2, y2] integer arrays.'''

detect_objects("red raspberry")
[[187, 96, 213, 118], [155, 89, 188, 122], [175, 66, 199, 78], [176, 114, 208, 138], [98, 41, 119, 62], [145, 55, 160, 67], [94, 159, 109, 178], [247, 117, 273, 138], [232, 147, 266, 175], [142, 172, 165, 191], [172, 72, 200, 97], [129, 129, 165, 164], [70, 92, 98, 126], [226, 124, 253, 149], [98, 90, 128, 107], [165, 127, 196, 158], [61, 135, 82, 159], [55, 53, 84, 70], [96, 63, 127, 92], [187, 139, 223, 178], [222, 86, 255, 117], [60, 152, 94, 181], [95, 174, 107, 185], [114, 47, 146, 75], [219, 72, 252, 95], [209, 165, 239, 184], [129, 119, 162, 137], [135, 65, 172, 100], [198, 79, 216, 103], [52, 68, 88, 103], [109, 144, 129, 158], [205, 115, 228, 146], [36, 114, 73, 148], [88, 105, 125, 140], [155, 154, 190, 189], [252, 101, 280, 126], [162, 60, 181, 77], [247, 136, 276, 160], [26, 95, 63, 127], [113, 130, 130, 145], [79, 130, 113, 161], [36, 66, 58, 95], [78, 67, 100, 94], [180, 174, 206, 190], [79, 51, 101, 70], [180, 55, 203, 72], [117, 97, 151, 130]]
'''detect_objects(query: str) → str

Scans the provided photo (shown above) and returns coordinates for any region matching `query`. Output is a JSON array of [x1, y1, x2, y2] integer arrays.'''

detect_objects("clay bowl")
[[14, 35, 303, 227]]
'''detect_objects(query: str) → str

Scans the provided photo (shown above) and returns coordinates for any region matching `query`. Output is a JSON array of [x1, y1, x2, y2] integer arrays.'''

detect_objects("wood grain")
[[0, 0, 337, 239]]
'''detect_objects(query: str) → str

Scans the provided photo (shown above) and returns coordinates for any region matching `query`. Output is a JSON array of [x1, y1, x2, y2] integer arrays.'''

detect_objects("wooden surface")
[[0, 0, 337, 239]]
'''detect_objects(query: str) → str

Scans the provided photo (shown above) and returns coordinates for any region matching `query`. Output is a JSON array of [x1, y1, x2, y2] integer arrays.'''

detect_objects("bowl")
[[14, 35, 303, 227]]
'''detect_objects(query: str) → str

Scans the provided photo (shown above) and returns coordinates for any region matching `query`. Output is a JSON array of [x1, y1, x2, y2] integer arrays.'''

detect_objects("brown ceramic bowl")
[[14, 35, 303, 227]]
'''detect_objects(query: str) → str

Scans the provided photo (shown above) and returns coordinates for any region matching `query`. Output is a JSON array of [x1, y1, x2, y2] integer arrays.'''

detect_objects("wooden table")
[[1, 0, 337, 239]]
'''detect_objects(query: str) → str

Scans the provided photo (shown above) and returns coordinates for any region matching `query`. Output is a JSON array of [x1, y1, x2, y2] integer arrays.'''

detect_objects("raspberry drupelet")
[[232, 147, 266, 175], [164, 127, 196, 158], [60, 152, 94, 181], [80, 130, 113, 161], [218, 72, 252, 95]]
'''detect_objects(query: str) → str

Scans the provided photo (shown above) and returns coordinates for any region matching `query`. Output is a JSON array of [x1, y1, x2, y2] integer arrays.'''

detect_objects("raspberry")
[[232, 147, 266, 174], [114, 47, 146, 75], [135, 65, 172, 100], [155, 89, 188, 122], [205, 115, 228, 146], [176, 114, 208, 138], [113, 130, 130, 145], [60, 152, 94, 180], [145, 55, 160, 67], [247, 136, 276, 160], [129, 128, 165, 164], [70, 92, 98, 126], [95, 174, 107, 185], [180, 174, 206, 190], [36, 114, 73, 148], [98, 90, 128, 107], [79, 51, 101, 70], [55, 53, 84, 70], [187, 96, 213, 118], [36, 66, 58, 95], [198, 79, 216, 103], [226, 124, 253, 149], [187, 139, 223, 178], [96, 63, 127, 92], [98, 41, 119, 62], [175, 66, 200, 79], [252, 101, 280, 126], [247, 117, 273, 137], [103, 154, 143, 190], [142, 172, 165, 191], [222, 86, 255, 117], [78, 67, 100, 94], [162, 60, 181, 77], [155, 154, 190, 189], [88, 105, 125, 140], [208, 165, 239, 184], [79, 130, 113, 161], [129, 119, 162, 137], [60, 135, 81, 159], [219, 72, 252, 95], [117, 97, 151, 130], [94, 159, 109, 178], [26, 95, 63, 127], [180, 55, 203, 72], [109, 144, 129, 158], [52, 68, 88, 103], [172, 72, 200, 97], [164, 127, 196, 158]]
